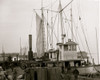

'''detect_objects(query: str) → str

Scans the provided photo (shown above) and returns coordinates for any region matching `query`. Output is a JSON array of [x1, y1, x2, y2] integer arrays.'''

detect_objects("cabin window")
[[54, 53, 57, 59], [68, 45, 71, 51], [65, 62, 70, 67], [72, 45, 76, 51], [70, 61, 74, 67], [64, 45, 68, 51], [74, 61, 81, 67], [60, 45, 62, 49]]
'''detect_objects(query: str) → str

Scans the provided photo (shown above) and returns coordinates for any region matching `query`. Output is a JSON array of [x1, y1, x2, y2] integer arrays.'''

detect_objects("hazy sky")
[[0, 0, 99, 62]]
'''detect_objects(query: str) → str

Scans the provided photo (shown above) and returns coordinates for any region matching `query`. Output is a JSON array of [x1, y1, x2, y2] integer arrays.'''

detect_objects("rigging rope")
[[72, 18, 86, 51], [76, 0, 100, 73], [79, 19, 93, 61], [73, 18, 86, 60], [43, 13, 59, 47], [49, 14, 59, 42], [63, 11, 70, 41], [76, 2, 93, 63], [63, 10, 85, 60], [79, 19, 100, 73], [59, 0, 74, 13]]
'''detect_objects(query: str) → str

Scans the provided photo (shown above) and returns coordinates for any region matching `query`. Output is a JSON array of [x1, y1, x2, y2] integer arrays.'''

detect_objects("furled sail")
[[36, 13, 44, 57]]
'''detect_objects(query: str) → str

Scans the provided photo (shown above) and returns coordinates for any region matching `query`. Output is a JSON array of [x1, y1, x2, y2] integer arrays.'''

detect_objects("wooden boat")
[[26, 0, 100, 76]]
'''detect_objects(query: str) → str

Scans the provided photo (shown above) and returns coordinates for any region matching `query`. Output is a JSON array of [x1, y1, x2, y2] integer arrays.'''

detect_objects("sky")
[[0, 0, 99, 63]]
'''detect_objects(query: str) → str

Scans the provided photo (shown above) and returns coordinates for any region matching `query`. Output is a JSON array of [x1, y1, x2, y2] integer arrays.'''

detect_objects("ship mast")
[[47, 10, 49, 51], [20, 37, 22, 55], [95, 27, 99, 64], [41, 0, 45, 54], [71, 4, 73, 41], [2, 45, 5, 62], [59, 0, 73, 60], [59, 0, 74, 43], [51, 0, 53, 49], [59, 0, 64, 60], [59, 0, 64, 44]]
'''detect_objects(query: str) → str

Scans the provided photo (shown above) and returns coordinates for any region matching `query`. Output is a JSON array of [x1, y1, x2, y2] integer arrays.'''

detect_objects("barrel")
[[37, 67, 47, 80], [47, 67, 62, 80], [25, 67, 62, 80], [26, 67, 47, 80], [30, 68, 35, 80]]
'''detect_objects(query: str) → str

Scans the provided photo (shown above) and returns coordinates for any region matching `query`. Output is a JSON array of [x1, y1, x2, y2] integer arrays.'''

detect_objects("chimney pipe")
[[28, 34, 33, 60], [29, 35, 32, 51]]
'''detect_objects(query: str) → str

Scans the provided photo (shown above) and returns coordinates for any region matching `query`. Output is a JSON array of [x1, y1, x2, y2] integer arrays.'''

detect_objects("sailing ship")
[[29, 0, 100, 76]]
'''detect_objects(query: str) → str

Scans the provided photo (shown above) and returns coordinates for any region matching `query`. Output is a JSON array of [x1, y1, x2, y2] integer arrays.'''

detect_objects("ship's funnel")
[[29, 35, 32, 51], [28, 34, 33, 60]]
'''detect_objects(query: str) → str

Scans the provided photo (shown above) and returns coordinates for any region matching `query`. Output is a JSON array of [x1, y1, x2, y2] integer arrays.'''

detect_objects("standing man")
[[10, 63, 14, 72], [66, 67, 72, 80], [73, 68, 79, 80], [12, 68, 17, 80]]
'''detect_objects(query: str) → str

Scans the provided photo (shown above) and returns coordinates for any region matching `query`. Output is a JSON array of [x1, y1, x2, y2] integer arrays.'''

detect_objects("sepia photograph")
[[0, 0, 99, 80]]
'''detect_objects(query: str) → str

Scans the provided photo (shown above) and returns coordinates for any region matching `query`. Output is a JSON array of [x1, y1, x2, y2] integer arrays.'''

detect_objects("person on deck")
[[73, 68, 79, 80], [66, 67, 72, 80], [12, 68, 17, 80], [10, 63, 14, 72]]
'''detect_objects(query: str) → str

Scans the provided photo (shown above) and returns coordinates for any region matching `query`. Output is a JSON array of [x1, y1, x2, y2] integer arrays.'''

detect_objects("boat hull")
[[72, 65, 100, 75]]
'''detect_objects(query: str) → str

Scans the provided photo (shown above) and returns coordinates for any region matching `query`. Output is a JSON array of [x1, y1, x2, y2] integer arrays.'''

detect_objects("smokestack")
[[29, 35, 32, 51], [28, 34, 33, 60]]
